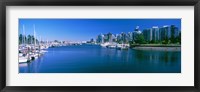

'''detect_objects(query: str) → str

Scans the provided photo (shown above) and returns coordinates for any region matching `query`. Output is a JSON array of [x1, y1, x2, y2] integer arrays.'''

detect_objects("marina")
[[19, 19, 181, 73], [19, 24, 181, 71], [19, 25, 49, 63]]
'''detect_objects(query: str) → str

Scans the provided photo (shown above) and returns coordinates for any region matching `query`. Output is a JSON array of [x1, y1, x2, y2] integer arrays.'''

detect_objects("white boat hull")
[[19, 57, 27, 63]]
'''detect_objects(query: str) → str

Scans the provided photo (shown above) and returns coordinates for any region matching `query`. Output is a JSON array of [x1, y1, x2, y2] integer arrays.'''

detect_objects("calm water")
[[19, 44, 181, 73]]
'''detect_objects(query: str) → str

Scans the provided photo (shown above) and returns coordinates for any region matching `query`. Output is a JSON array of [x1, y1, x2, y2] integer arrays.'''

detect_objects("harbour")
[[19, 44, 181, 73], [19, 19, 181, 73]]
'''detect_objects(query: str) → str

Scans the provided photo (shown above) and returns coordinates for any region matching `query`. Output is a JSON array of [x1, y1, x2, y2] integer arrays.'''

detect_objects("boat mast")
[[40, 36, 42, 45], [23, 24, 25, 45], [33, 24, 36, 47]]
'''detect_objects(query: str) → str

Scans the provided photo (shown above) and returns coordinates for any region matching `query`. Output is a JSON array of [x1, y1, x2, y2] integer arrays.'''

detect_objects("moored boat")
[[100, 42, 110, 47], [19, 56, 28, 63], [117, 44, 129, 50]]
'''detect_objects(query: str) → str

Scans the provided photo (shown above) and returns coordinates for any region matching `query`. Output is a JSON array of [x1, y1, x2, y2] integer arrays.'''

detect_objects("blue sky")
[[19, 19, 181, 41]]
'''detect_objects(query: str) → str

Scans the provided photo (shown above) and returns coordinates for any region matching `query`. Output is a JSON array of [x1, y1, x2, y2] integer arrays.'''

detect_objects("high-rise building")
[[94, 25, 180, 44], [174, 27, 179, 37], [152, 26, 159, 41], [127, 32, 133, 41], [159, 25, 171, 41], [116, 34, 122, 43], [143, 28, 152, 41], [132, 26, 142, 41], [143, 29, 148, 41], [160, 27, 165, 41], [112, 34, 117, 42], [121, 32, 127, 43], [163, 25, 171, 39], [107, 33, 113, 43], [100, 34, 104, 43], [96, 34, 105, 43], [170, 25, 179, 38], [132, 32, 136, 41], [96, 35, 101, 43], [103, 33, 108, 42], [101, 34, 105, 43]]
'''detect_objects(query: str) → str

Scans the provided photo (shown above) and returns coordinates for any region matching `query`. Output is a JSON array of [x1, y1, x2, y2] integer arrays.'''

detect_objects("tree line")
[[132, 32, 181, 44], [19, 34, 39, 44]]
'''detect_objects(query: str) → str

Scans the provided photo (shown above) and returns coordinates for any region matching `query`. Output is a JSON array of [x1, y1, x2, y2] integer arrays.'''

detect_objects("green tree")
[[178, 32, 181, 44], [162, 37, 169, 44], [162, 40, 167, 44], [19, 34, 28, 44], [24, 35, 38, 44], [27, 35, 32, 44], [54, 40, 59, 42], [134, 34, 146, 44], [170, 35, 176, 43], [19, 34, 23, 44], [150, 40, 155, 44]]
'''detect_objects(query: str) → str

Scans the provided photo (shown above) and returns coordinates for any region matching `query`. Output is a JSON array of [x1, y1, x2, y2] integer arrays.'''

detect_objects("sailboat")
[[19, 25, 28, 63], [33, 24, 39, 59], [19, 56, 28, 63]]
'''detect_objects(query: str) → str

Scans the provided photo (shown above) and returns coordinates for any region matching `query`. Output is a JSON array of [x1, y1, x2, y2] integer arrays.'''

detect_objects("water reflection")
[[133, 50, 180, 64], [19, 56, 44, 73]]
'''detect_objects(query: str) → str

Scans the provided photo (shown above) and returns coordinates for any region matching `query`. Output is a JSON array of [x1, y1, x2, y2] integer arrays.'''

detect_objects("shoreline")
[[132, 46, 181, 51], [131, 44, 181, 47], [48, 44, 181, 51]]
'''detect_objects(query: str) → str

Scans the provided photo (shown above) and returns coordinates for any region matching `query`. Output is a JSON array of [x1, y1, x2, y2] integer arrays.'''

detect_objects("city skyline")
[[19, 19, 181, 41]]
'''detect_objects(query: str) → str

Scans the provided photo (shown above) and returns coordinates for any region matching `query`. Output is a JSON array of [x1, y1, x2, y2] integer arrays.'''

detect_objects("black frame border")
[[0, 0, 200, 92]]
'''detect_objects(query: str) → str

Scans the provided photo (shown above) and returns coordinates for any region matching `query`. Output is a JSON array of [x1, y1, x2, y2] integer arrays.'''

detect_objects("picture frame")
[[0, 0, 200, 92]]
